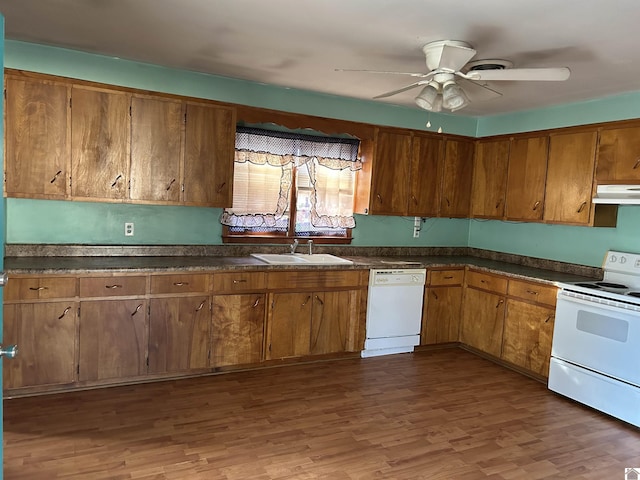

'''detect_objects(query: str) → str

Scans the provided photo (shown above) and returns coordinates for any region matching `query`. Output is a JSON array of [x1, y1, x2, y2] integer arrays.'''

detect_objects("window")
[[221, 127, 361, 243]]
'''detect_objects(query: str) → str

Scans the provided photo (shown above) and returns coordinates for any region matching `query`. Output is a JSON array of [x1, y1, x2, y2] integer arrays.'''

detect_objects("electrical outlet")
[[125, 222, 134, 236], [413, 216, 421, 238]]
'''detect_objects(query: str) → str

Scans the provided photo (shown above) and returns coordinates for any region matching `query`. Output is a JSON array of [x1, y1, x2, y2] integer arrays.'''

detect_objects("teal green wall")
[[6, 199, 470, 247], [469, 207, 640, 267], [4, 40, 640, 265]]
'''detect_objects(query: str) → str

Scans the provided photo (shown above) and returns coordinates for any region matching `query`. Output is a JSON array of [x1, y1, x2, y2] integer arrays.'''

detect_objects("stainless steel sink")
[[250, 253, 352, 265]]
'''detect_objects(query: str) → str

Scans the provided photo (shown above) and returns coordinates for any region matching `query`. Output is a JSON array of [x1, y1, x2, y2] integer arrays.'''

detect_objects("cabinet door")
[[5, 76, 70, 198], [461, 287, 505, 357], [148, 296, 210, 374], [370, 129, 411, 215], [183, 102, 235, 206], [597, 126, 640, 182], [471, 139, 510, 219], [505, 135, 548, 221], [440, 138, 474, 217], [3, 302, 77, 389], [310, 290, 351, 355], [266, 292, 311, 359], [78, 299, 147, 381], [211, 294, 265, 367], [130, 95, 184, 202], [502, 300, 555, 377], [543, 131, 597, 225], [422, 286, 462, 345], [70, 86, 130, 199], [407, 133, 443, 216]]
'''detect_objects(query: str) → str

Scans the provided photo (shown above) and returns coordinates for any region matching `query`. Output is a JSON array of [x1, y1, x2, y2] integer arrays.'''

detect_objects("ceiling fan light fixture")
[[414, 83, 440, 111], [442, 81, 469, 111]]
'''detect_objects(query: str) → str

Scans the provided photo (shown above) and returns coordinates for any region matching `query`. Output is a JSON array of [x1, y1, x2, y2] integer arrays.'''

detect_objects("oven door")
[[552, 291, 640, 387]]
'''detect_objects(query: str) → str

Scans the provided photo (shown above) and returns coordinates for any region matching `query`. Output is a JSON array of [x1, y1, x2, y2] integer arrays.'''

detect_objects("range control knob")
[[619, 256, 627, 264], [609, 254, 618, 263]]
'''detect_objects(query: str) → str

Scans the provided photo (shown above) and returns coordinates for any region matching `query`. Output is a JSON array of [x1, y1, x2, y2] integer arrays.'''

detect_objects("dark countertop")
[[3, 254, 600, 286]]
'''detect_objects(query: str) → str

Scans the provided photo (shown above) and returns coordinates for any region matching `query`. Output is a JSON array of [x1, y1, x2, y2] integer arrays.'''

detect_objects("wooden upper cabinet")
[[597, 126, 640, 183], [505, 135, 549, 221], [70, 86, 131, 200], [407, 133, 444, 217], [543, 130, 597, 225], [369, 129, 412, 215], [5, 76, 70, 198], [471, 139, 510, 219], [440, 138, 474, 217], [130, 95, 184, 203], [183, 102, 236, 207]]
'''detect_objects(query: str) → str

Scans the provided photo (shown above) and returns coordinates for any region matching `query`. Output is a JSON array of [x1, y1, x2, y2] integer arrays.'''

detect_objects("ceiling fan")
[[340, 40, 570, 112]]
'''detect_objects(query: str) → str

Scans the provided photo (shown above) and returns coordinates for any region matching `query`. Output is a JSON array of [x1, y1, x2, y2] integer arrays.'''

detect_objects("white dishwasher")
[[361, 268, 426, 358]]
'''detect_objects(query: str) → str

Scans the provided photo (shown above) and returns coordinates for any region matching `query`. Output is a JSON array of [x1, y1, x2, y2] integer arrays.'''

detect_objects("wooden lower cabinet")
[[461, 286, 506, 358], [266, 287, 363, 360], [267, 292, 313, 359], [211, 293, 265, 367], [421, 268, 464, 345], [310, 290, 355, 355], [501, 279, 557, 377], [78, 299, 148, 382], [502, 300, 555, 377], [461, 270, 508, 358], [148, 296, 210, 374], [3, 302, 78, 389]]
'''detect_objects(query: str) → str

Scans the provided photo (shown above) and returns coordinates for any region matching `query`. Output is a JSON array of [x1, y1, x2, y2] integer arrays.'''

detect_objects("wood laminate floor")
[[4, 348, 640, 479]]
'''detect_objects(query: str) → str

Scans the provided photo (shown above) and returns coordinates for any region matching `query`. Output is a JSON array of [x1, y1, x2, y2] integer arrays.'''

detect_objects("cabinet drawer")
[[80, 276, 147, 297], [5, 276, 77, 301], [267, 270, 366, 290], [508, 279, 557, 306], [429, 269, 464, 286], [212, 272, 266, 293], [150, 273, 209, 294], [466, 270, 508, 294]]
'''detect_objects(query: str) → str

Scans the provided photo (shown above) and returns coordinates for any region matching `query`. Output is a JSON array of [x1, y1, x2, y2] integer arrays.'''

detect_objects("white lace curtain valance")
[[221, 127, 361, 231]]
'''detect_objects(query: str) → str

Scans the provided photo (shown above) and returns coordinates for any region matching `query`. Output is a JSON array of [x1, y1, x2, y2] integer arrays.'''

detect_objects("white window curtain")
[[221, 127, 361, 232]]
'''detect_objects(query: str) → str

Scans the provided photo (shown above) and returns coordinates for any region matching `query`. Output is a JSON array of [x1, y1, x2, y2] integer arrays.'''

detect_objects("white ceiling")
[[1, 0, 640, 117]]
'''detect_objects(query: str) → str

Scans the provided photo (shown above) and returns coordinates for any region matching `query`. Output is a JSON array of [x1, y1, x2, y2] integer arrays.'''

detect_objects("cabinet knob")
[[0, 345, 18, 359], [166, 178, 176, 191], [495, 299, 504, 308], [105, 284, 123, 289], [633, 158, 640, 170], [131, 304, 143, 316], [58, 306, 72, 320], [532, 200, 541, 211], [195, 300, 207, 312], [29, 286, 49, 291], [526, 290, 539, 296], [577, 201, 587, 213]]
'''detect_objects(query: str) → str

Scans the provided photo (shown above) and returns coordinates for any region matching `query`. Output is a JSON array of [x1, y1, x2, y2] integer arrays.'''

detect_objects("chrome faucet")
[[290, 239, 299, 254], [308, 239, 313, 255]]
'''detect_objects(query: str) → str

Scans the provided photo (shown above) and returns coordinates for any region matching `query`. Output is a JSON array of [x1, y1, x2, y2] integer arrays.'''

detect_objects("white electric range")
[[549, 250, 640, 427]]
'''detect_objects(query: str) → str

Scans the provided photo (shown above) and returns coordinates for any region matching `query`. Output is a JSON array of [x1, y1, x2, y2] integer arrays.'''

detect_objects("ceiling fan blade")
[[455, 77, 502, 102], [438, 44, 477, 72], [373, 80, 428, 99], [335, 68, 428, 78], [466, 67, 570, 82]]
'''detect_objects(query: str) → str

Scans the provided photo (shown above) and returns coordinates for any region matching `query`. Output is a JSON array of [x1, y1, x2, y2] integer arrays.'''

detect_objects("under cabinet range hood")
[[592, 185, 640, 204]]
